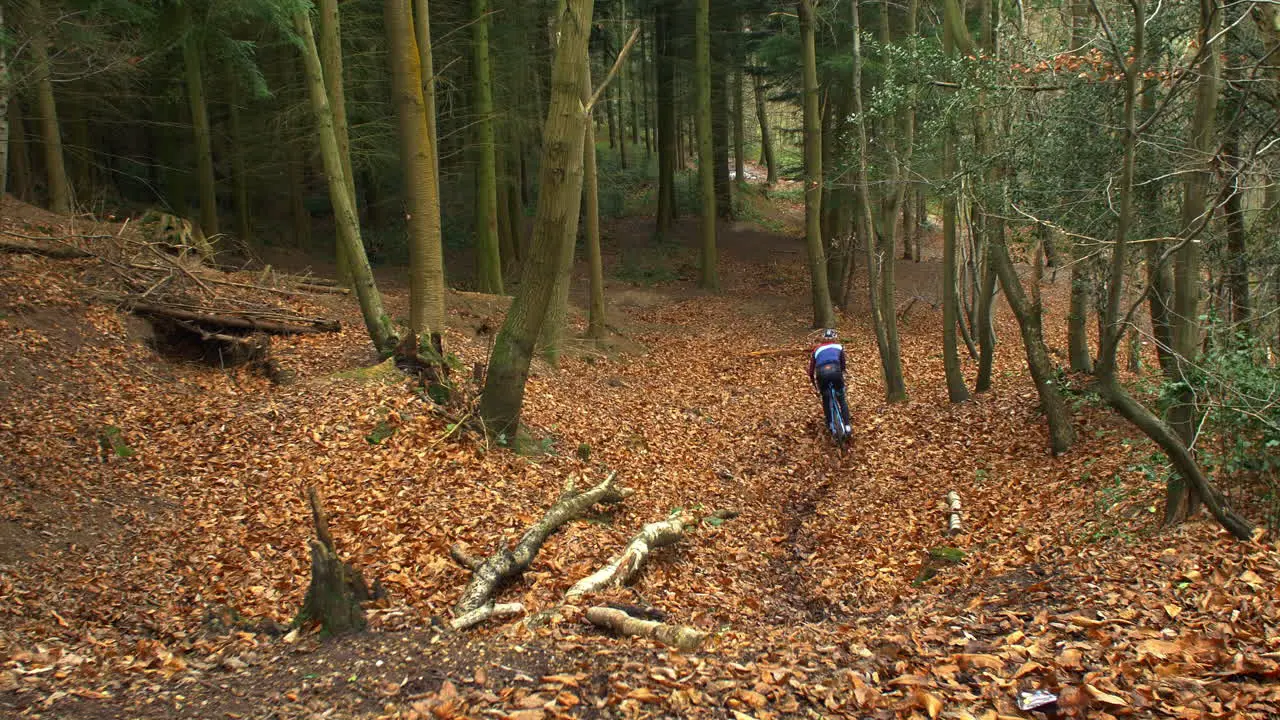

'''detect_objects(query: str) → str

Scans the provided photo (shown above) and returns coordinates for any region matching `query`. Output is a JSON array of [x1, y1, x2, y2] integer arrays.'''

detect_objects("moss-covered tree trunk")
[[472, 0, 504, 293], [799, 0, 835, 328], [479, 0, 593, 437], [386, 0, 446, 340], [25, 0, 69, 214], [294, 10, 396, 354]]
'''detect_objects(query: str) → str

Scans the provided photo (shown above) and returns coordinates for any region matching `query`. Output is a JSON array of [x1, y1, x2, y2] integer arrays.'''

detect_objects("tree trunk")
[[478, 0, 593, 436], [990, 234, 1075, 453], [641, 27, 652, 157], [471, 0, 504, 293], [732, 66, 745, 186], [415, 0, 441, 201], [8, 101, 31, 201], [1222, 132, 1250, 327], [653, 0, 677, 238], [25, 0, 69, 214], [752, 69, 776, 185], [181, 8, 218, 241], [941, 4, 970, 402], [584, 119, 606, 339], [0, 1, 9, 199], [1166, 0, 1220, 524], [695, 0, 719, 289], [799, 0, 835, 329], [386, 0, 446, 340], [294, 10, 397, 354], [974, 231, 996, 391], [316, 0, 357, 284], [710, 6, 732, 221], [228, 76, 252, 247]]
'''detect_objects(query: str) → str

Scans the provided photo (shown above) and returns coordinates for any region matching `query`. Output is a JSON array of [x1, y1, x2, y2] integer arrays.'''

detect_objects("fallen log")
[[566, 513, 692, 598], [296, 282, 350, 295], [452, 472, 632, 616], [585, 606, 708, 651], [127, 300, 340, 335], [298, 487, 373, 635], [947, 491, 962, 535], [0, 236, 93, 259]]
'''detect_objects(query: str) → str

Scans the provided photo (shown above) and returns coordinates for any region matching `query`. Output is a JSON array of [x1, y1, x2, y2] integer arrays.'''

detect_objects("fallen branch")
[[947, 491, 962, 536], [0, 236, 93, 259], [449, 602, 525, 631], [585, 606, 708, 651], [745, 346, 806, 358], [126, 300, 340, 335], [566, 513, 692, 598], [452, 472, 632, 616], [296, 282, 350, 295]]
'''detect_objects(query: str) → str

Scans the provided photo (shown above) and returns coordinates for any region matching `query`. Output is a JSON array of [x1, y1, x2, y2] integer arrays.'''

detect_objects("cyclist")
[[808, 329, 852, 437]]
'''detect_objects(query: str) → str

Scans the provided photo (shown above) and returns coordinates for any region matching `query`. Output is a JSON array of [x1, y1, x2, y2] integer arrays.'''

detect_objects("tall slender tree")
[[940, 0, 969, 403], [752, 67, 776, 185], [695, 0, 718, 289], [317, 0, 357, 284], [294, 9, 397, 353], [799, 0, 835, 328], [24, 0, 69, 214], [386, 0, 446, 340], [472, 0, 504, 293]]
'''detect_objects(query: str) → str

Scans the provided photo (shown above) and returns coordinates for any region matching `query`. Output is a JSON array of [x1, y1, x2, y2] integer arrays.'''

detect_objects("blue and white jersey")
[[812, 342, 843, 367]]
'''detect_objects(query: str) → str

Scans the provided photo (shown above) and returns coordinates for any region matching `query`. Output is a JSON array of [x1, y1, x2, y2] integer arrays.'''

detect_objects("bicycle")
[[825, 383, 851, 447]]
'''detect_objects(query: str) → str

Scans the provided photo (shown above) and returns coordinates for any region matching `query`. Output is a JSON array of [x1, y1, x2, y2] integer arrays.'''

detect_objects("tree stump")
[[298, 487, 372, 635]]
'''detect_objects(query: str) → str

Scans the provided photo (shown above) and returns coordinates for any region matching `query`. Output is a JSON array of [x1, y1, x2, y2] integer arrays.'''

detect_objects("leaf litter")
[[0, 198, 1277, 718]]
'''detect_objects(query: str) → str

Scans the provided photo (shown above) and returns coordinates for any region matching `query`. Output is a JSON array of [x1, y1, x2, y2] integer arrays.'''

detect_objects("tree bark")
[[25, 0, 69, 214], [799, 0, 835, 329], [386, 0, 446, 340], [317, 0, 357, 285], [695, 0, 719, 289], [1222, 132, 1250, 327], [415, 0, 441, 203], [479, 0, 593, 436], [294, 10, 397, 354], [733, 66, 745, 187], [299, 487, 371, 635]]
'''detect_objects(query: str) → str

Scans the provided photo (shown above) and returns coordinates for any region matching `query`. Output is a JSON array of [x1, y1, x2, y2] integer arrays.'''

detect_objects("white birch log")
[[566, 514, 689, 598], [585, 606, 708, 651], [947, 491, 962, 535]]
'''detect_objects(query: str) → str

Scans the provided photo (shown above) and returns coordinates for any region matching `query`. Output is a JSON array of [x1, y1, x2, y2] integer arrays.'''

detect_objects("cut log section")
[[947, 491, 962, 535], [452, 472, 632, 617], [298, 487, 373, 635], [585, 606, 708, 651], [566, 513, 692, 598]]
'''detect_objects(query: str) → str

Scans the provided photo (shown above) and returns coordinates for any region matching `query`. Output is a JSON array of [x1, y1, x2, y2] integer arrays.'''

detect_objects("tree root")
[[585, 606, 708, 651], [451, 472, 632, 617], [449, 602, 526, 631]]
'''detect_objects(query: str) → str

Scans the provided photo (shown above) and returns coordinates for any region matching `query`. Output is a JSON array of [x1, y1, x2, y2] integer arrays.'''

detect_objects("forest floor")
[[0, 192, 1277, 720]]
